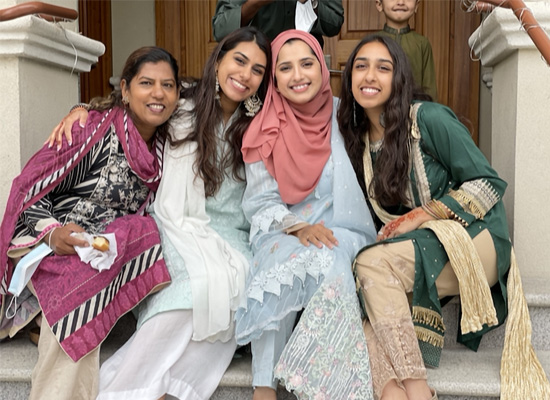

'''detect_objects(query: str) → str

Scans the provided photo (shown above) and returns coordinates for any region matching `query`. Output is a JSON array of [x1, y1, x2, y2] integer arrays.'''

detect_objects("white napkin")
[[295, 0, 318, 33], [72, 232, 118, 271]]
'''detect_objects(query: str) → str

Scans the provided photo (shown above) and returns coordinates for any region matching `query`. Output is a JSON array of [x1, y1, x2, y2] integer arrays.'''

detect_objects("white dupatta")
[[152, 101, 249, 342]]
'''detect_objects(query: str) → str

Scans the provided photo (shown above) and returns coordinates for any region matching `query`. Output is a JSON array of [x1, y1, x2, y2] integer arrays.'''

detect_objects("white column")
[[0, 0, 104, 215], [469, 1, 550, 279]]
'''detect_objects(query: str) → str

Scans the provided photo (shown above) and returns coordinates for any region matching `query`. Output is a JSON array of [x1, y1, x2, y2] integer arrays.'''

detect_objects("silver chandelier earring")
[[122, 96, 129, 106], [244, 93, 262, 117], [215, 74, 220, 100]]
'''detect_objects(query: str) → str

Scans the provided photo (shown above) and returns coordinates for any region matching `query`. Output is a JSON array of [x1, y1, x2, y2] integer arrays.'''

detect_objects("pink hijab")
[[241, 30, 333, 205]]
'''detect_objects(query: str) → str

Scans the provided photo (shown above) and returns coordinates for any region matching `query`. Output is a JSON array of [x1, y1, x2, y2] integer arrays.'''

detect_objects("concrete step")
[[442, 277, 550, 351], [0, 318, 296, 400], [429, 348, 550, 399], [1, 276, 549, 400], [4, 328, 549, 400]]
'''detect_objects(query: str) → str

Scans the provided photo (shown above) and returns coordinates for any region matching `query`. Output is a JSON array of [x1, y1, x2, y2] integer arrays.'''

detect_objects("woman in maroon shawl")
[[0, 46, 179, 399]]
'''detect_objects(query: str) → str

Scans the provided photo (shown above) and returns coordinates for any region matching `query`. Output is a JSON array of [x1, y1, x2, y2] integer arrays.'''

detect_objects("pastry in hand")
[[92, 236, 110, 252]]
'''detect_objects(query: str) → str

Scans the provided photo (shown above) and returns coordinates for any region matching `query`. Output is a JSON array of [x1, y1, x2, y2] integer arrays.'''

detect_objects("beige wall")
[[0, 0, 79, 215], [477, 67, 492, 162], [0, 0, 103, 215]]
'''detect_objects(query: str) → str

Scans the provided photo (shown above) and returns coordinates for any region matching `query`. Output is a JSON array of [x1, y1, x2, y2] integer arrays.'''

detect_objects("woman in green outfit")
[[337, 34, 511, 400]]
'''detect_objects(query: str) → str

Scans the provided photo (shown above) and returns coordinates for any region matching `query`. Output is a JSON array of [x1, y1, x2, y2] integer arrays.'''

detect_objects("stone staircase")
[[1, 277, 549, 400]]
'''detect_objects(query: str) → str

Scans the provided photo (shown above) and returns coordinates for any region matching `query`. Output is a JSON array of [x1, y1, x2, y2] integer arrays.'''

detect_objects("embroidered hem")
[[244, 249, 334, 305], [275, 278, 373, 400]]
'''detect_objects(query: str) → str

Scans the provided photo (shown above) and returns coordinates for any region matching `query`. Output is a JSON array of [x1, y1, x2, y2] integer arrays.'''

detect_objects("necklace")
[[369, 138, 384, 153]]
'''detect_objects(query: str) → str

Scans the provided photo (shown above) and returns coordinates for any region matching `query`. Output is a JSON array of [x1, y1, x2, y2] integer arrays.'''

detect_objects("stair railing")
[[0, 1, 77, 23], [462, 0, 550, 65]]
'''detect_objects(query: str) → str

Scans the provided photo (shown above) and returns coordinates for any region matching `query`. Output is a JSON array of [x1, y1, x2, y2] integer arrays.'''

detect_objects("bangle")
[[47, 227, 58, 250], [422, 200, 449, 220], [70, 103, 89, 113], [422, 203, 439, 220]]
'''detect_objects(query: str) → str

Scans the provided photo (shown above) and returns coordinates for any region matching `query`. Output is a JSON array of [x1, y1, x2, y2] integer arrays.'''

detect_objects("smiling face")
[[216, 40, 267, 114], [376, 0, 418, 29], [121, 61, 179, 140], [274, 39, 323, 105], [351, 41, 394, 117]]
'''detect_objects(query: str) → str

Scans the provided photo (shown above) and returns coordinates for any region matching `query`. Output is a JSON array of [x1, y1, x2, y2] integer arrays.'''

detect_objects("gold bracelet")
[[423, 200, 448, 220], [422, 204, 439, 219], [431, 200, 450, 219]]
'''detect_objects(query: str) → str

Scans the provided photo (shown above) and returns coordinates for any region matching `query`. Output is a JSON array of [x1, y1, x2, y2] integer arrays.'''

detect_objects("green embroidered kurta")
[[212, 0, 344, 47], [359, 101, 510, 368], [378, 24, 438, 101]]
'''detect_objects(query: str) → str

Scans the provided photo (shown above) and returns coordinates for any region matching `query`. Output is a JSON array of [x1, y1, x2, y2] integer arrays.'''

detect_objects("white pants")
[[98, 310, 237, 400]]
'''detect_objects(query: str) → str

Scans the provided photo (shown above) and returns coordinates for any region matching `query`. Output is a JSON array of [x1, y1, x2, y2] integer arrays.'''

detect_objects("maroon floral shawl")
[[0, 107, 170, 360]]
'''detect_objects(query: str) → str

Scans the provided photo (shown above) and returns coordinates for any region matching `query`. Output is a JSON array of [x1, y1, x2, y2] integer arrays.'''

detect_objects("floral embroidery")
[[275, 278, 373, 399], [65, 134, 149, 234], [301, 204, 313, 218]]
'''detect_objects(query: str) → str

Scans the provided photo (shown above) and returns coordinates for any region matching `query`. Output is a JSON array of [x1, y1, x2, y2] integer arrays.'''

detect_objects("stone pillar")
[[0, 0, 104, 215], [469, 1, 550, 279]]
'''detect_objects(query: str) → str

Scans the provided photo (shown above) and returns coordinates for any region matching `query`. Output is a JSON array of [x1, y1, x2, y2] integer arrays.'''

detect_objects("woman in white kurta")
[[95, 27, 272, 400], [236, 30, 376, 400]]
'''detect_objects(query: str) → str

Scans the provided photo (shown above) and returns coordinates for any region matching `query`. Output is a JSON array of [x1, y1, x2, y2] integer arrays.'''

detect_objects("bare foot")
[[380, 379, 408, 400], [403, 378, 433, 400], [253, 386, 277, 400]]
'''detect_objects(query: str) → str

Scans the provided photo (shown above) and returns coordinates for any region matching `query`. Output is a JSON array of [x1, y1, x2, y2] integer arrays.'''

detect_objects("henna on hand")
[[378, 208, 430, 240]]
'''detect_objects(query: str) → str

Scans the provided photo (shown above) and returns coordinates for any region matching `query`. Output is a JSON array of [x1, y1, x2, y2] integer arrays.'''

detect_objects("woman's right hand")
[[46, 223, 89, 255], [46, 108, 89, 150]]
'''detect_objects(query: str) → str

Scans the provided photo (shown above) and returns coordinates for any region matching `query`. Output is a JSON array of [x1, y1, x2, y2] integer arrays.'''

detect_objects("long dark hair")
[[89, 46, 179, 142], [175, 26, 271, 197], [337, 34, 431, 207]]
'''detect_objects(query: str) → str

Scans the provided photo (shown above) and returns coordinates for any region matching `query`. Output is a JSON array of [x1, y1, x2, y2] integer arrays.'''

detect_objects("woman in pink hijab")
[[236, 30, 376, 400]]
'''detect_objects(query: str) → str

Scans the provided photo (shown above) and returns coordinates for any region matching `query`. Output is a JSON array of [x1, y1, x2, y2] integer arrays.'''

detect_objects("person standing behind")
[[212, 0, 344, 48], [376, 0, 438, 101]]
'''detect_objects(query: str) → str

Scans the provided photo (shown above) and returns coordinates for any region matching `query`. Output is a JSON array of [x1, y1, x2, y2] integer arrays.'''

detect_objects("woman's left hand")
[[377, 207, 433, 241], [291, 223, 339, 249]]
